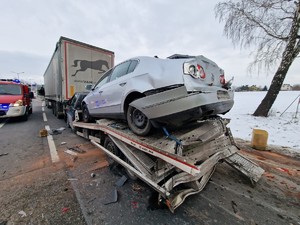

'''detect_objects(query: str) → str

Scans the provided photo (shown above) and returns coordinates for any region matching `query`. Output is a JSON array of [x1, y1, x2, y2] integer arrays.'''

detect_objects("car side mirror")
[[29, 92, 34, 99], [85, 84, 93, 91]]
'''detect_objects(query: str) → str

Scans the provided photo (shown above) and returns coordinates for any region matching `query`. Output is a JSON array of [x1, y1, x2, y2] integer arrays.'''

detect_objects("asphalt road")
[[0, 97, 299, 225]]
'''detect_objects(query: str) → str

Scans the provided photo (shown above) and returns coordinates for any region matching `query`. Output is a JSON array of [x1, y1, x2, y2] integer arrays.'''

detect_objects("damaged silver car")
[[82, 54, 234, 136]]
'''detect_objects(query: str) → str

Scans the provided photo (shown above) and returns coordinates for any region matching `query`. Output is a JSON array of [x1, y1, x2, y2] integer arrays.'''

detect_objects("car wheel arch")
[[123, 92, 145, 117]]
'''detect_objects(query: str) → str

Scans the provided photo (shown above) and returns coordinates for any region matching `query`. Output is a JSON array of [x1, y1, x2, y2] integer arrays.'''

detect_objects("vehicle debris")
[[39, 128, 48, 137], [0, 153, 8, 157], [64, 150, 78, 156], [103, 188, 118, 205], [67, 146, 86, 154], [115, 175, 128, 187], [18, 210, 27, 217], [49, 127, 65, 135], [62, 207, 70, 213]]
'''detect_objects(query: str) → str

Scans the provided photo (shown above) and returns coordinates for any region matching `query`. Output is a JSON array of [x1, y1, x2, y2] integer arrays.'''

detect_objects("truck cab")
[[0, 79, 33, 121]]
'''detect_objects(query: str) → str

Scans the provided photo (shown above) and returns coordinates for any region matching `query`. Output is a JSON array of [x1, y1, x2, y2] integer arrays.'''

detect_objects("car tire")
[[82, 105, 92, 123], [21, 110, 28, 121], [127, 105, 152, 136]]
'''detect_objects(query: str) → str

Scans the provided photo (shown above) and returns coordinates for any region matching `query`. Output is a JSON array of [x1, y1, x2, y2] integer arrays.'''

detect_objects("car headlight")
[[10, 100, 23, 107]]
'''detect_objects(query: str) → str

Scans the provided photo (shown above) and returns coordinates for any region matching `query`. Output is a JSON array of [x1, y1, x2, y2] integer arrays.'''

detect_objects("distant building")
[[281, 84, 292, 91]]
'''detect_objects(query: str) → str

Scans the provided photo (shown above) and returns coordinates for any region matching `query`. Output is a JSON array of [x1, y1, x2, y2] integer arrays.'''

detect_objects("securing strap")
[[162, 127, 182, 155]]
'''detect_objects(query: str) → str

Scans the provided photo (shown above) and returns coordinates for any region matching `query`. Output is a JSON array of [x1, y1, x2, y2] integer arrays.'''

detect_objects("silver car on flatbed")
[[82, 54, 234, 136]]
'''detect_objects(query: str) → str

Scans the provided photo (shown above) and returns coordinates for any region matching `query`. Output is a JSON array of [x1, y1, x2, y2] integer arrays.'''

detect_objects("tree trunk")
[[253, 63, 290, 117], [253, 3, 300, 117]]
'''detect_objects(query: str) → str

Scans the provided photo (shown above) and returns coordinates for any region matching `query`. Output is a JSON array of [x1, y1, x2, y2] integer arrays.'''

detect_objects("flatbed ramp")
[[73, 118, 264, 212]]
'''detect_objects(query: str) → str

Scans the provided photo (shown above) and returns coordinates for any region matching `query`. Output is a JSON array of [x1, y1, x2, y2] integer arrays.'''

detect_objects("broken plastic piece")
[[64, 150, 78, 156], [62, 207, 69, 213], [49, 129, 62, 135], [67, 146, 86, 153], [115, 175, 128, 187], [18, 210, 27, 217], [103, 188, 118, 205]]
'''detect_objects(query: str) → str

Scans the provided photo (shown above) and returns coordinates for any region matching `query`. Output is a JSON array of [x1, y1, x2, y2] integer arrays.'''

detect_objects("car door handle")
[[119, 82, 127, 87], [98, 91, 103, 94]]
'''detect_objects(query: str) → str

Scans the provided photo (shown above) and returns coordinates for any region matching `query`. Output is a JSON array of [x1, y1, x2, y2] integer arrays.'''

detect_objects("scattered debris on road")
[[18, 210, 27, 218], [64, 150, 78, 156], [103, 188, 118, 205], [0, 153, 8, 157], [67, 146, 86, 154], [115, 175, 127, 187], [49, 127, 65, 135], [39, 128, 48, 137]]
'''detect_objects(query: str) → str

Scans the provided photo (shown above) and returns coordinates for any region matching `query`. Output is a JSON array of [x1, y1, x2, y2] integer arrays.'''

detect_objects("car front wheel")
[[82, 105, 92, 123], [127, 105, 152, 136]]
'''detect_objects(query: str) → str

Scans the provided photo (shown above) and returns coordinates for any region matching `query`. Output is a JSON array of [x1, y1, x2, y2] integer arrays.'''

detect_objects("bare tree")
[[215, 0, 300, 117]]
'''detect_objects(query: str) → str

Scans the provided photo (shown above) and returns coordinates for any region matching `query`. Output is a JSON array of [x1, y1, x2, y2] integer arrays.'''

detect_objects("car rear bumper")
[[130, 86, 234, 126], [0, 106, 27, 118]]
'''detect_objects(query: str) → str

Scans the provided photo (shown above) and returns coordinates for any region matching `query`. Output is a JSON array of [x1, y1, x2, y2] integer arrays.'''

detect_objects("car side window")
[[110, 61, 131, 82], [94, 70, 112, 89], [127, 60, 138, 73]]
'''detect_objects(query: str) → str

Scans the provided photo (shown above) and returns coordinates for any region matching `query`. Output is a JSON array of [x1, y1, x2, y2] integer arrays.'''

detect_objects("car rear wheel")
[[127, 105, 152, 136]]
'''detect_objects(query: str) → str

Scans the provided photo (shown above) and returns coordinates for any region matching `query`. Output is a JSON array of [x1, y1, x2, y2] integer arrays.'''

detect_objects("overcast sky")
[[0, 0, 299, 86]]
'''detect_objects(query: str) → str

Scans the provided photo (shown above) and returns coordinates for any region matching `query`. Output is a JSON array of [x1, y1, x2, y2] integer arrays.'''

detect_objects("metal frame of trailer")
[[73, 118, 264, 212]]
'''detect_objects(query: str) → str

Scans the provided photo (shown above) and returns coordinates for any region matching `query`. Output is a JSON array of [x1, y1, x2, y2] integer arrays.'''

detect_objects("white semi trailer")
[[44, 36, 114, 118]]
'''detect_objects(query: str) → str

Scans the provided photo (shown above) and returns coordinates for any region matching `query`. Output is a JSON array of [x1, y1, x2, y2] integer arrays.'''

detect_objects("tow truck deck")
[[73, 118, 264, 212]]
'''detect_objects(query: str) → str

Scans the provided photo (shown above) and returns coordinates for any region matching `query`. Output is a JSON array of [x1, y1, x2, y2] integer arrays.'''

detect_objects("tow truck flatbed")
[[73, 118, 264, 212]]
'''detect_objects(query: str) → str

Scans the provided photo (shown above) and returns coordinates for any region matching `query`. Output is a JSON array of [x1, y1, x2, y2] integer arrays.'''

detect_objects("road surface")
[[0, 97, 299, 225]]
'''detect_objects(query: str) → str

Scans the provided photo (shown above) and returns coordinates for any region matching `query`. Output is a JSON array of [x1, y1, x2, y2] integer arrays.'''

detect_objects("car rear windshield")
[[0, 84, 22, 95]]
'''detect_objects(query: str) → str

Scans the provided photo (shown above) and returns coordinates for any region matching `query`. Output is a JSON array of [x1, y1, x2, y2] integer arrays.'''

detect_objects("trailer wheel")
[[104, 137, 121, 164], [127, 105, 152, 136], [124, 158, 138, 180]]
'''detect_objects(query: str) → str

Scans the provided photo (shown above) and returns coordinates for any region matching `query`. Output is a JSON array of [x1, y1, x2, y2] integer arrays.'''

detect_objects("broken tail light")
[[183, 63, 206, 79], [220, 74, 225, 85]]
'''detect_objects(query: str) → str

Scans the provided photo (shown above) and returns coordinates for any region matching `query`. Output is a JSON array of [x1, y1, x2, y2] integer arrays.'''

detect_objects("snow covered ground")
[[224, 91, 300, 153]]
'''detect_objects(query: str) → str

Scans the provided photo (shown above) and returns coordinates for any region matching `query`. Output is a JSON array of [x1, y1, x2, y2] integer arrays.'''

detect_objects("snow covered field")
[[225, 91, 300, 153]]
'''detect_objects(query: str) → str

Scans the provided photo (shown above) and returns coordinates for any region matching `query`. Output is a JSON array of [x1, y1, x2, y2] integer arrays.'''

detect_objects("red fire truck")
[[0, 79, 33, 121]]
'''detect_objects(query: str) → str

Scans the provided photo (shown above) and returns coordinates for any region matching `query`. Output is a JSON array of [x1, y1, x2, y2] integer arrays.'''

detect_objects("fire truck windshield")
[[0, 84, 22, 95]]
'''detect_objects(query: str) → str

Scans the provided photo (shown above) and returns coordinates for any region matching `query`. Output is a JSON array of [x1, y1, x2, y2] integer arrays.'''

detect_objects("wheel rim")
[[132, 108, 147, 128], [83, 108, 88, 121]]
